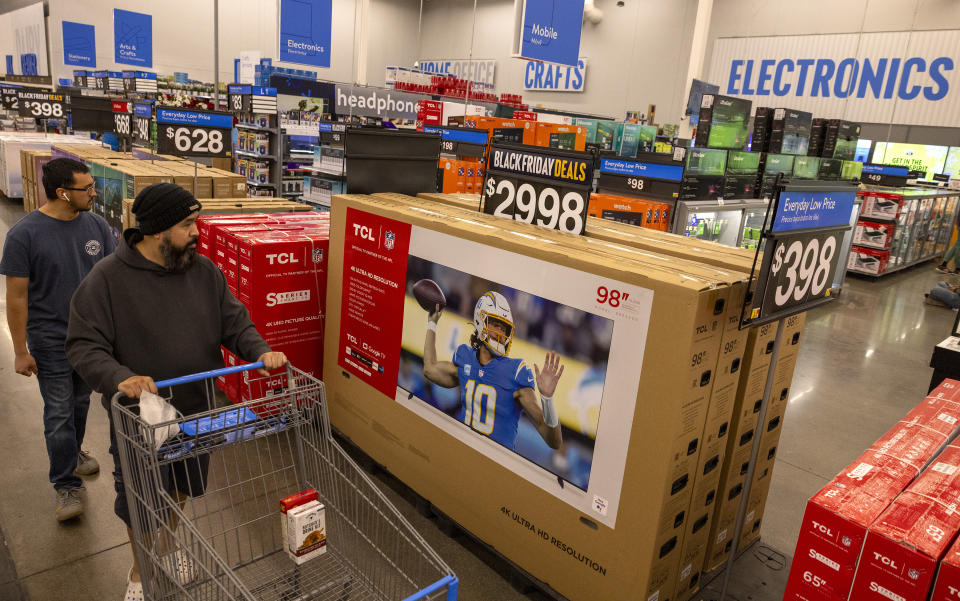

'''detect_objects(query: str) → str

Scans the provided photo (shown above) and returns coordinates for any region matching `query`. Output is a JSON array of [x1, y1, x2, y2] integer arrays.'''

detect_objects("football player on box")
[[423, 291, 563, 451]]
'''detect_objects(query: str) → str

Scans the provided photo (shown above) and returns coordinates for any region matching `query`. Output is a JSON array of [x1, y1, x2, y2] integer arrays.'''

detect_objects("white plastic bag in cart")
[[140, 391, 181, 451]]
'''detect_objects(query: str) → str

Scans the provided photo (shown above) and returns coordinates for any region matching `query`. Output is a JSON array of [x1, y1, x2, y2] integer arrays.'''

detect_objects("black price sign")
[[481, 144, 594, 235], [156, 109, 233, 158], [228, 92, 249, 113], [861, 164, 909, 187], [1, 87, 19, 110], [114, 112, 132, 138], [73, 74, 88, 88], [756, 228, 845, 318], [17, 92, 66, 119], [133, 104, 152, 146], [597, 157, 684, 201]]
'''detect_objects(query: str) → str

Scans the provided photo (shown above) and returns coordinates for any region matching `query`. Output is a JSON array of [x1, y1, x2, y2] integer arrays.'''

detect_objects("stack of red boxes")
[[784, 379, 960, 600], [197, 213, 330, 404], [932, 535, 960, 599], [416, 100, 444, 127], [500, 93, 527, 109], [848, 189, 904, 275]]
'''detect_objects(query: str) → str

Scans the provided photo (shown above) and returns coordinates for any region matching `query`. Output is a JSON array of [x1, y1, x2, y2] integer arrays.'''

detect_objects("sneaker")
[[75, 450, 100, 476], [125, 567, 143, 601], [55, 486, 84, 521], [925, 294, 950, 307], [937, 263, 950, 273]]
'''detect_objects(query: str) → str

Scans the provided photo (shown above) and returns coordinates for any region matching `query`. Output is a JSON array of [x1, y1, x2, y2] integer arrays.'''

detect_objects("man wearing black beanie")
[[65, 182, 286, 601]]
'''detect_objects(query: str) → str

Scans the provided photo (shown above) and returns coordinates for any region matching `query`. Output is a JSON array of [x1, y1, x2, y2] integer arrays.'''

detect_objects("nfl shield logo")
[[384, 231, 395, 250], [464, 365, 471, 376]]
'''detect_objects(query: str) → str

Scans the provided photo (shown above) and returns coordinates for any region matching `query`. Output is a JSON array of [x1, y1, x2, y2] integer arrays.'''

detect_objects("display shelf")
[[236, 123, 277, 132], [848, 253, 941, 277], [246, 180, 277, 188], [235, 149, 274, 160]]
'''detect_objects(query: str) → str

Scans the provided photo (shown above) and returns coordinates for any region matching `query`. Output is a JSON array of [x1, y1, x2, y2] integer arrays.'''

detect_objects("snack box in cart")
[[849, 443, 960, 601], [783, 380, 960, 601]]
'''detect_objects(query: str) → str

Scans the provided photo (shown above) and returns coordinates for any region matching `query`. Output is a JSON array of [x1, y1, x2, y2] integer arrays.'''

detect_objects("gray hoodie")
[[66, 228, 272, 414]]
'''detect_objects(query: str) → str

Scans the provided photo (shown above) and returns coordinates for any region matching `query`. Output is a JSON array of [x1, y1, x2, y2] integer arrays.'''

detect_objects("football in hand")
[[412, 279, 446, 313]]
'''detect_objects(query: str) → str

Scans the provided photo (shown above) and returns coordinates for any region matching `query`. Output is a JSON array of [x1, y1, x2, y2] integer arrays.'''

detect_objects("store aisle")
[[0, 193, 954, 600]]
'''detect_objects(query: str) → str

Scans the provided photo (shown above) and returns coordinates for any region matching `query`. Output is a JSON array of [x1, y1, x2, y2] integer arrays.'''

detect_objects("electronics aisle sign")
[[519, 0, 585, 68], [279, 0, 332, 68], [482, 143, 594, 235], [114, 9, 152, 67], [743, 182, 856, 326], [62, 21, 96, 68], [156, 108, 233, 158], [524, 58, 587, 92], [17, 91, 66, 119]]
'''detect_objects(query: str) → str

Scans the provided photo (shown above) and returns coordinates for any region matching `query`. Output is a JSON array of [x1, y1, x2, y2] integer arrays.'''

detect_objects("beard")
[[159, 236, 198, 273]]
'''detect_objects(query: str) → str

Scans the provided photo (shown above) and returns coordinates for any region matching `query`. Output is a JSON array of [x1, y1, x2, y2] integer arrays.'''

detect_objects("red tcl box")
[[853, 220, 896, 250], [784, 381, 960, 601], [848, 246, 891, 275], [850, 443, 960, 601], [198, 214, 269, 257], [931, 533, 960, 601]]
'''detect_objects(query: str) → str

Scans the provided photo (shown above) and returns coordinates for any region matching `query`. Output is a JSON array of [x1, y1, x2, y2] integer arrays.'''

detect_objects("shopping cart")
[[112, 362, 458, 601]]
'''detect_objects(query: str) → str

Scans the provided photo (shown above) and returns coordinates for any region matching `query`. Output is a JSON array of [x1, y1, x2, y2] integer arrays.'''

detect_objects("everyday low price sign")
[[156, 108, 233, 157], [482, 143, 594, 235], [598, 157, 684, 200]]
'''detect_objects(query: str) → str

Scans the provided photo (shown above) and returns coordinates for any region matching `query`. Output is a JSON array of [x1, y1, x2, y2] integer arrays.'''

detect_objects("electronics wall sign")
[[482, 143, 594, 235], [743, 183, 857, 326], [17, 91, 67, 119], [524, 57, 587, 92], [156, 108, 233, 158], [518, 0, 585, 67], [708, 30, 960, 126], [598, 157, 683, 200]]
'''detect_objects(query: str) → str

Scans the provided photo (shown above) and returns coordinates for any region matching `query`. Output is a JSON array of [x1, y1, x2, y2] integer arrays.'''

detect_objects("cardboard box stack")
[[1, 135, 100, 198], [932, 534, 960, 600], [587, 193, 672, 231], [19, 149, 51, 212], [196, 213, 329, 403], [333, 191, 753, 601], [784, 379, 960, 601]]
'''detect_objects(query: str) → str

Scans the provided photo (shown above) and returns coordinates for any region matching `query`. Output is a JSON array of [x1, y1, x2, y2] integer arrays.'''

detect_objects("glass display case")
[[739, 199, 771, 250], [832, 196, 863, 292], [673, 200, 747, 246]]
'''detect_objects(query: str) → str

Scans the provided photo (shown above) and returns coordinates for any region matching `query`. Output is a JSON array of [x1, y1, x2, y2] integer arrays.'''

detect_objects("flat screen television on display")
[[872, 142, 948, 180], [944, 147, 960, 177], [685, 148, 727, 176], [780, 109, 812, 155], [706, 96, 752, 150]]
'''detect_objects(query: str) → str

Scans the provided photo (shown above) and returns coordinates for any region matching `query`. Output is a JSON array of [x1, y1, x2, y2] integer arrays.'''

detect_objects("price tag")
[[112, 101, 133, 139], [597, 157, 683, 200], [743, 183, 857, 325], [481, 144, 593, 235], [861, 163, 909, 188], [1, 87, 20, 110], [73, 72, 88, 88], [133, 104, 152, 146], [156, 108, 233, 158], [17, 92, 67, 119]]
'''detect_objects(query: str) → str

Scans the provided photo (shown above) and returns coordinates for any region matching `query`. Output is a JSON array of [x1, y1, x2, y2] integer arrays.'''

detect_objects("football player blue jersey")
[[453, 344, 536, 449]]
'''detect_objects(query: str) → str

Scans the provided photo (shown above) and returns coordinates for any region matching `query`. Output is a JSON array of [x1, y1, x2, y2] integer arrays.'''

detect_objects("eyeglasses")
[[62, 185, 96, 194]]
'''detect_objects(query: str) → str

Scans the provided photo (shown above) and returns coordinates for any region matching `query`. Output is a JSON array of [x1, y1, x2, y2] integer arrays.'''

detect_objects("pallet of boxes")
[[415, 192, 807, 599], [19, 149, 51, 212], [315, 190, 807, 601]]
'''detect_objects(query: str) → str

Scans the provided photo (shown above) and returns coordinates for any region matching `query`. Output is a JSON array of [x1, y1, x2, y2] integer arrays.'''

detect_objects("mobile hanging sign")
[[481, 143, 594, 235], [518, 0, 584, 68], [17, 91, 67, 119], [156, 108, 233, 158], [598, 155, 684, 200], [742, 181, 857, 326]]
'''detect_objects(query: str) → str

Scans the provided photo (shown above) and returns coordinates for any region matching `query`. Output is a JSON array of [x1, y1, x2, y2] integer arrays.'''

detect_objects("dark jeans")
[[33, 347, 91, 491]]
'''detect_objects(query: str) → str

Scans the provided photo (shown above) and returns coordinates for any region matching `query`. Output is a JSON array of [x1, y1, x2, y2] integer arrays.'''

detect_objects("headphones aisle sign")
[[17, 91, 66, 119], [742, 182, 856, 326], [481, 143, 594, 235], [156, 108, 233, 158]]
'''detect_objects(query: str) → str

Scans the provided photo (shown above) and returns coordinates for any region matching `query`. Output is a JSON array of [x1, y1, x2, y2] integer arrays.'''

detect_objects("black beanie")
[[132, 183, 202, 235]]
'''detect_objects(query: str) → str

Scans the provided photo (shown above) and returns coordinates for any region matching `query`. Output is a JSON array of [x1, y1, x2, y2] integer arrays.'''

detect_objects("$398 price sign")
[[482, 174, 589, 235], [758, 229, 846, 317], [17, 93, 66, 119], [158, 125, 230, 157]]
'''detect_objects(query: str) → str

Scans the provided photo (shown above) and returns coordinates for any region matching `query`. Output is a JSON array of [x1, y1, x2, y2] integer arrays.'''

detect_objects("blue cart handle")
[[154, 361, 266, 389]]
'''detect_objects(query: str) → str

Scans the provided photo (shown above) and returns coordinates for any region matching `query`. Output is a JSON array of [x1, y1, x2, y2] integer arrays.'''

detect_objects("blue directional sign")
[[771, 190, 857, 232]]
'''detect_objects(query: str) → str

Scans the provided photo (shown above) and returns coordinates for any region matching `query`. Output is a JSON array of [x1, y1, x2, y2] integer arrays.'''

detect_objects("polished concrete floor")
[[0, 193, 956, 601]]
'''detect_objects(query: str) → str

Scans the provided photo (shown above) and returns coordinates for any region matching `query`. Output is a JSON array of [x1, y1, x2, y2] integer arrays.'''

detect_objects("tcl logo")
[[266, 253, 299, 265], [811, 521, 833, 537], [353, 223, 376, 242], [873, 552, 898, 569], [948, 585, 960, 597]]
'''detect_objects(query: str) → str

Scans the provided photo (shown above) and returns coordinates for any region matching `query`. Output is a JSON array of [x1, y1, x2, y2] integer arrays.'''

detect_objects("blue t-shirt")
[[453, 344, 536, 450], [0, 211, 115, 351]]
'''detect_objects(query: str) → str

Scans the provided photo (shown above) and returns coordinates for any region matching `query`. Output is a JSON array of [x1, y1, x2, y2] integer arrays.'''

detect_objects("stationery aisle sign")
[[62, 21, 96, 68], [114, 9, 152, 67], [279, 0, 332, 68]]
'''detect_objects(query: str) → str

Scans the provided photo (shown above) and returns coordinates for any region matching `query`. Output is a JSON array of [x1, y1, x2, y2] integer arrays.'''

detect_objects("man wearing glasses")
[[1, 158, 115, 521]]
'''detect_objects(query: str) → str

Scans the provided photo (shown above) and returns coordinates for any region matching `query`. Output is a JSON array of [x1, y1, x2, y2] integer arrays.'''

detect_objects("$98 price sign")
[[757, 229, 846, 318]]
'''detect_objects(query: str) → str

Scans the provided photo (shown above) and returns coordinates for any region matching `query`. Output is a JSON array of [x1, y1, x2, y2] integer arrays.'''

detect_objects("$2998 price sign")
[[482, 174, 589, 235], [757, 229, 846, 318]]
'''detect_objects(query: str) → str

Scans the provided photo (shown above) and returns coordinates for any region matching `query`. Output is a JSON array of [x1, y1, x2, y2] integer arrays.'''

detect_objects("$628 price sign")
[[769, 233, 838, 307], [161, 126, 226, 156], [483, 175, 588, 234]]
